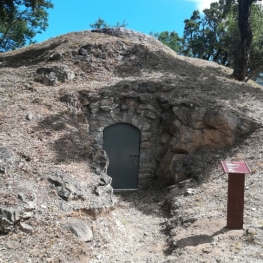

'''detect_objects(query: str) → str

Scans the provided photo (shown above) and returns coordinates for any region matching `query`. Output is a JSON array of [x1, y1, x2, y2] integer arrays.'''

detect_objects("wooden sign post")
[[221, 161, 251, 229]]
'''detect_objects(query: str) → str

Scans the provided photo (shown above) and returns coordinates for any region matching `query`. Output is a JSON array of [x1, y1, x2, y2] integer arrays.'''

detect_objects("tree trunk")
[[233, 0, 255, 81], [213, 47, 222, 62]]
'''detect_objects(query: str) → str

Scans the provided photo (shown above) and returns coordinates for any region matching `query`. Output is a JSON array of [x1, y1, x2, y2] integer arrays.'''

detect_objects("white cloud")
[[186, 0, 218, 11]]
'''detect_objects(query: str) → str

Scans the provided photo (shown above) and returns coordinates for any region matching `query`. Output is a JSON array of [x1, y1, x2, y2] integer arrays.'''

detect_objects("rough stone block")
[[145, 110, 157, 119], [98, 120, 108, 127], [101, 91, 111, 98], [89, 102, 99, 109], [161, 133, 171, 144], [121, 104, 128, 111], [125, 99, 135, 106], [151, 118, 160, 128], [110, 111, 121, 122], [138, 95, 149, 103], [121, 113, 127, 122], [88, 93, 100, 102], [97, 115, 108, 121], [152, 128, 159, 135], [127, 106, 136, 116], [90, 108, 99, 113], [100, 106, 112, 112], [82, 106, 89, 113], [142, 122, 151, 131], [100, 98, 113, 106], [138, 173, 152, 179], [142, 132, 152, 139], [139, 168, 153, 174], [146, 104, 157, 113], [131, 115, 140, 127], [138, 104, 147, 109], [140, 142, 152, 149]]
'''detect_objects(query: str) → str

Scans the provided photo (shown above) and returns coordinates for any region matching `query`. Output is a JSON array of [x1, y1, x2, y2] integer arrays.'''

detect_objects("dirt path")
[[88, 156, 263, 263], [89, 189, 174, 263]]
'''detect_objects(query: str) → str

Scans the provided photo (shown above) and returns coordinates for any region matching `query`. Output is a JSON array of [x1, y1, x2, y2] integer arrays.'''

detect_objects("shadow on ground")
[[114, 187, 169, 217], [0, 41, 65, 68], [33, 111, 91, 164]]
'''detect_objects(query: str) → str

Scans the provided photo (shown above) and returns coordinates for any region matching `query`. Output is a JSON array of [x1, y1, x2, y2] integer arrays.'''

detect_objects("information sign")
[[221, 161, 251, 174]]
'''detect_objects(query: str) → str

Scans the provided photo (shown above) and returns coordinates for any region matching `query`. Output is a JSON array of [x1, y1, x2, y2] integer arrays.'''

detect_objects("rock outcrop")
[[60, 89, 258, 186]]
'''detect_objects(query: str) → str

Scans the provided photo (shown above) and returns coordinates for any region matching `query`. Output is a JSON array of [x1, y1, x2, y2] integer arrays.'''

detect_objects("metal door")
[[103, 124, 140, 190]]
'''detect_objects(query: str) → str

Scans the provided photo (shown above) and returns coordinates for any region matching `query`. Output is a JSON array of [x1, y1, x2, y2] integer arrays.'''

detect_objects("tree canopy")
[[150, 31, 182, 53], [153, 0, 263, 81], [0, 0, 53, 52]]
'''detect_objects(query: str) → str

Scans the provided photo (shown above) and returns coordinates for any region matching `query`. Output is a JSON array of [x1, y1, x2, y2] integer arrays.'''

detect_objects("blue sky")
[[34, 0, 217, 43]]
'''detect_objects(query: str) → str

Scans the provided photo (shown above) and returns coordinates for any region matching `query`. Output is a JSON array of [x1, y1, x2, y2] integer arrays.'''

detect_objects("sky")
[[34, 0, 218, 43]]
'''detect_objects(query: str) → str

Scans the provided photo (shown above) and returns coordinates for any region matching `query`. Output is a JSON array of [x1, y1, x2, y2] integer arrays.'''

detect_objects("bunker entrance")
[[103, 123, 140, 190]]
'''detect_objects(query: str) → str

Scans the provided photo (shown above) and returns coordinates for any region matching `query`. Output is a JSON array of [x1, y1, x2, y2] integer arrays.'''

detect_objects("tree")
[[180, 1, 235, 65], [89, 17, 109, 29], [0, 0, 53, 52], [154, 0, 263, 81], [150, 31, 183, 53], [231, 0, 258, 80], [247, 3, 263, 80], [90, 17, 128, 30]]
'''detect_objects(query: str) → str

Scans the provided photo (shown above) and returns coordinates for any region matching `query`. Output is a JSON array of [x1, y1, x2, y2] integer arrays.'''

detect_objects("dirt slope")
[[0, 28, 263, 262]]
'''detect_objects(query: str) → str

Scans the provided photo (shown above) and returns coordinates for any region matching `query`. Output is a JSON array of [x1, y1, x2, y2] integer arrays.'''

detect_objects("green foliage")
[[153, 0, 263, 81], [151, 31, 183, 53], [89, 17, 109, 29], [181, 1, 233, 64], [0, 0, 53, 52], [90, 17, 128, 30]]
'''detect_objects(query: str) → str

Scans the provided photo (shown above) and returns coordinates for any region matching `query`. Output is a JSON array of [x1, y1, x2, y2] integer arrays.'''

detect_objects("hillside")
[[0, 28, 263, 262]]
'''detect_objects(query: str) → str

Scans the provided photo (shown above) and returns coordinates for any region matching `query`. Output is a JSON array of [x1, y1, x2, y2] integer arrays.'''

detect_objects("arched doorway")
[[103, 123, 140, 190]]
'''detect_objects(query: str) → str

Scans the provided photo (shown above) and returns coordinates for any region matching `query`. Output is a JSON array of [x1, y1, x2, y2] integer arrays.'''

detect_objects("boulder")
[[0, 192, 36, 233], [64, 219, 93, 242], [47, 171, 86, 201], [36, 66, 75, 86]]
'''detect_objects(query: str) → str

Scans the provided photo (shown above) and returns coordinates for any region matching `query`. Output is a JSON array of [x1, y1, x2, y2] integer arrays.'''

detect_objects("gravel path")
[[89, 189, 175, 263]]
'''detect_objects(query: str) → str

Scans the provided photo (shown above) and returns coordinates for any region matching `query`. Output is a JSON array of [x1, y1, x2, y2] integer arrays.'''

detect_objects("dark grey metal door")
[[103, 124, 140, 190]]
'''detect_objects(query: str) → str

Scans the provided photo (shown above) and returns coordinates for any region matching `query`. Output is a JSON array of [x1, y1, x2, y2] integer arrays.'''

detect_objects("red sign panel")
[[221, 161, 251, 174]]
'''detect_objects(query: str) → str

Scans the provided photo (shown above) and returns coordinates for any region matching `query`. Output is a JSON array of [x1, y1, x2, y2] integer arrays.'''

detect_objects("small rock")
[[202, 245, 212, 253], [0, 147, 16, 164], [246, 228, 257, 239], [26, 113, 33, 120], [64, 219, 93, 242], [49, 53, 61, 60], [178, 179, 191, 189], [19, 222, 33, 233], [0, 166, 5, 174], [184, 188, 195, 196]]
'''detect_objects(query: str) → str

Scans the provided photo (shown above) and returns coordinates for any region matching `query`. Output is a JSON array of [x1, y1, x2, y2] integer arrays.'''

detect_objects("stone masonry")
[[81, 91, 161, 187], [60, 89, 258, 188]]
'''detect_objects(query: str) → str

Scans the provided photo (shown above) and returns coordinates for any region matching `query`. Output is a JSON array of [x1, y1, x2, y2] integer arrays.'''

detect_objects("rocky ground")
[[0, 28, 263, 262]]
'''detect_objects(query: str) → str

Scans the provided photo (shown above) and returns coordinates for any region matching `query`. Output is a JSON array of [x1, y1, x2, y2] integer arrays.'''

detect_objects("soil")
[[0, 29, 263, 262]]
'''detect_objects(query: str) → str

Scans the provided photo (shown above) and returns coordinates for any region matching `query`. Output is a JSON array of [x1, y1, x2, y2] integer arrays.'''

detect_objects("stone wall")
[[60, 90, 258, 188], [79, 91, 162, 187]]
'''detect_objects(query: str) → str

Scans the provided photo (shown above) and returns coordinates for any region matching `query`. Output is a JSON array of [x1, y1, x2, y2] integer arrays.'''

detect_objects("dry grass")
[[0, 29, 263, 262]]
